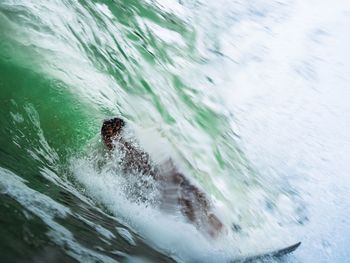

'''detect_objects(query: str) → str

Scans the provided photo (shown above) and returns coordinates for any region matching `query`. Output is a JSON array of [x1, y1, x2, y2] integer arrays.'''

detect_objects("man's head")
[[101, 117, 125, 149]]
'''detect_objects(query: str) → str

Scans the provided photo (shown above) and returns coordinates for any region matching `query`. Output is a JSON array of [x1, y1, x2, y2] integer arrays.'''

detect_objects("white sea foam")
[[208, 0, 350, 262]]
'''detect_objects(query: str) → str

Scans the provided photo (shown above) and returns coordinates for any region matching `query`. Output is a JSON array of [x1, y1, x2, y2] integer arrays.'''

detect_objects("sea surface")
[[1, 0, 350, 262]]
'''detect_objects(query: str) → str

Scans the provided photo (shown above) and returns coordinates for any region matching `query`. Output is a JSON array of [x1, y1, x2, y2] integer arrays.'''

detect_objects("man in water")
[[101, 117, 224, 237]]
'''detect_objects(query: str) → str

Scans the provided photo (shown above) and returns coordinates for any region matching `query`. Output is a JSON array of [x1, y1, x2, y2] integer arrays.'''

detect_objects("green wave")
[[0, 0, 295, 262]]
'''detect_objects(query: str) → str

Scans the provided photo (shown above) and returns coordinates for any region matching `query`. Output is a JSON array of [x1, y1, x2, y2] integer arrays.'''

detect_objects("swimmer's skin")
[[101, 117, 224, 237]]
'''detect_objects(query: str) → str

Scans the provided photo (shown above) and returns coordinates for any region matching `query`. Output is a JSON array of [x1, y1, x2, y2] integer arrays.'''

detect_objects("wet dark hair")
[[101, 117, 125, 149]]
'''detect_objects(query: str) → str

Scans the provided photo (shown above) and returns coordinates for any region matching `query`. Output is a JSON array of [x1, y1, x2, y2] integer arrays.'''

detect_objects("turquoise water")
[[1, 0, 350, 262]]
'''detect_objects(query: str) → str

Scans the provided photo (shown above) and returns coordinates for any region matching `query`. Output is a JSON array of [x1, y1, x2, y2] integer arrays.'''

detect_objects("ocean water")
[[1, 0, 349, 262]]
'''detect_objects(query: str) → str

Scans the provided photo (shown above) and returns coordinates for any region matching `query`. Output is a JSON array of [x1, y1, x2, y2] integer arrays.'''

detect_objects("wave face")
[[1, 0, 349, 262]]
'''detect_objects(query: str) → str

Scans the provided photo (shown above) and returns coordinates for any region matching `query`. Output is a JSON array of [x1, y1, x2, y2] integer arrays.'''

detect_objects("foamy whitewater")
[[1, 0, 349, 262]]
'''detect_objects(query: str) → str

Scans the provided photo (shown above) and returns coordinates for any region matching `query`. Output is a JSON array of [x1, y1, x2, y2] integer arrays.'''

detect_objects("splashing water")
[[1, 0, 350, 262]]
